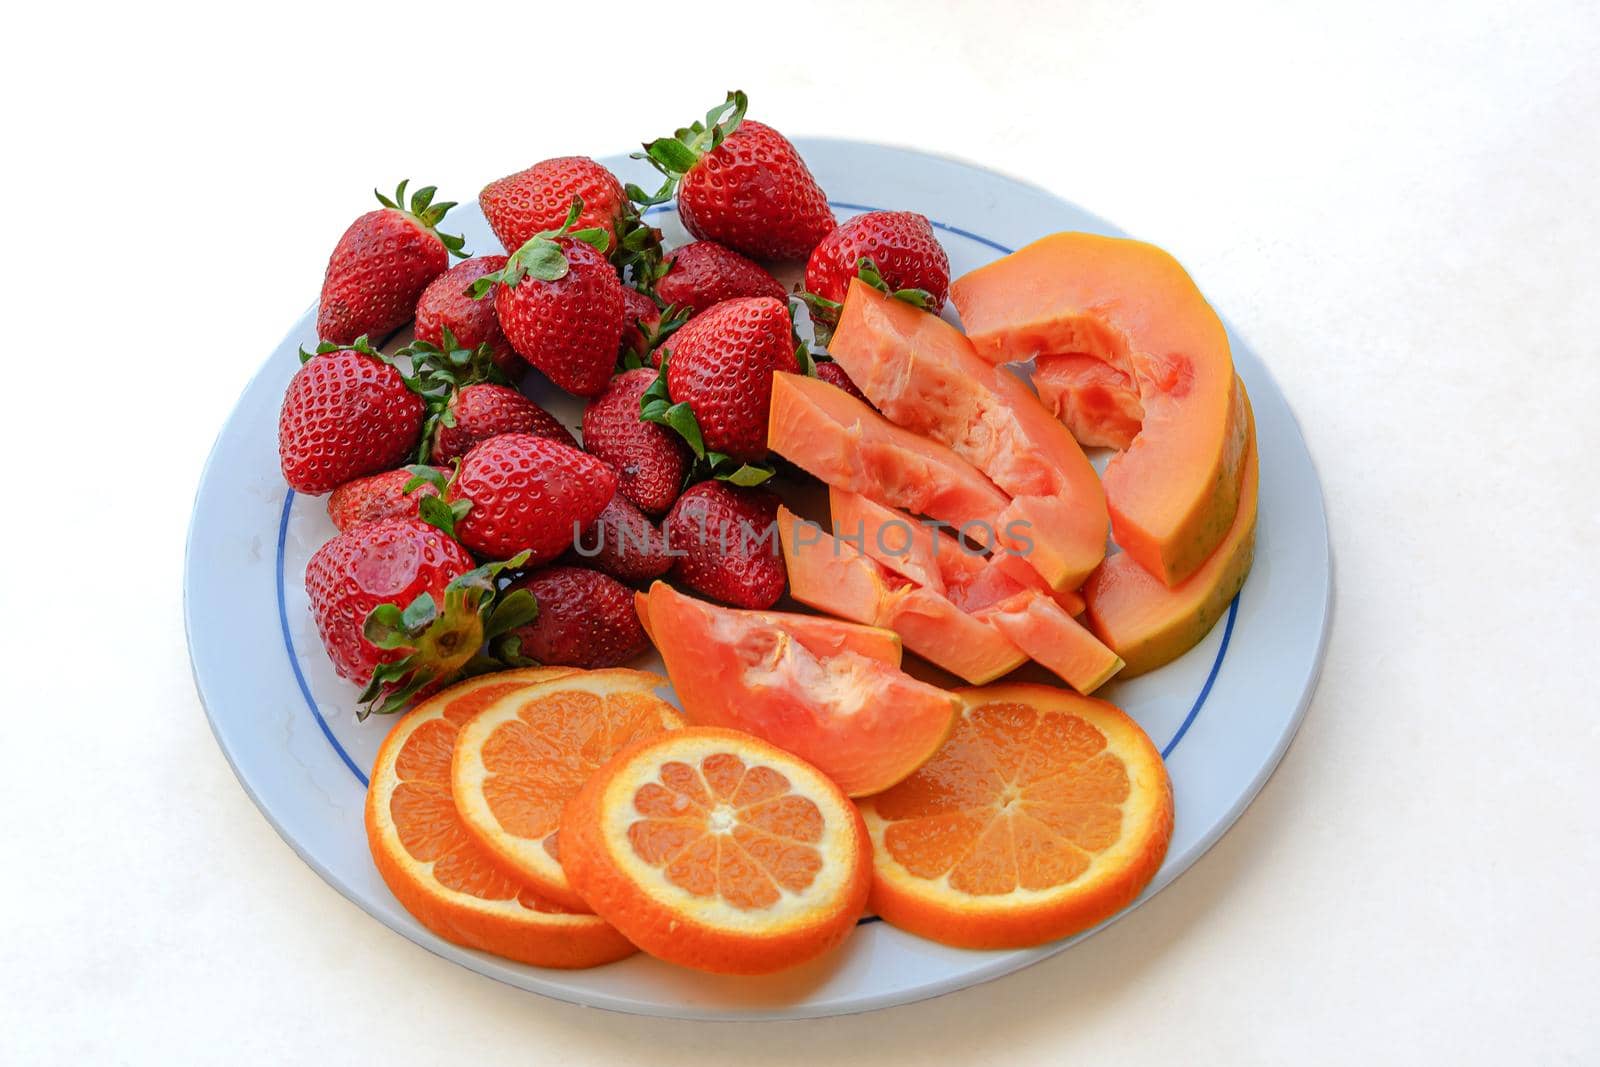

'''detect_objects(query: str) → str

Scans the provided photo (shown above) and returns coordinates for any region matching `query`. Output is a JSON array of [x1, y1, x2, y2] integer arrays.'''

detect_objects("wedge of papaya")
[[827, 280, 1108, 590], [829, 489, 1122, 694], [778, 506, 1028, 685], [951, 233, 1248, 587], [1082, 382, 1258, 676], [768, 372, 1018, 555]]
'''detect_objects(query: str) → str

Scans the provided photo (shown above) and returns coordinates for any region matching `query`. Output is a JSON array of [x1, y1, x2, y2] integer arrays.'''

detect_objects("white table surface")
[[4, 0, 1597, 1062]]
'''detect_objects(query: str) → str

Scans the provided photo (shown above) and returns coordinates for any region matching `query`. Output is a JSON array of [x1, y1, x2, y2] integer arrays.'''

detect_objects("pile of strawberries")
[[277, 92, 952, 716]]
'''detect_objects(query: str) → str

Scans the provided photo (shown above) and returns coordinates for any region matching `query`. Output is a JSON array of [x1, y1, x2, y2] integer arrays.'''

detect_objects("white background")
[[4, 0, 1597, 1062]]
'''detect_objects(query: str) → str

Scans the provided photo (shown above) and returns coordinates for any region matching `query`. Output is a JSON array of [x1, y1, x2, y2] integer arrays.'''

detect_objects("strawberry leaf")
[[484, 588, 538, 639], [629, 91, 749, 206], [376, 179, 468, 259], [520, 241, 571, 282], [717, 462, 775, 487], [658, 401, 707, 458]]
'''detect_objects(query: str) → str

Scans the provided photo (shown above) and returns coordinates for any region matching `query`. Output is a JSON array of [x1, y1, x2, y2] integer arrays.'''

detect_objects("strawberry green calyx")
[[377, 179, 469, 259], [638, 353, 775, 487], [297, 334, 390, 365], [856, 256, 935, 309], [356, 551, 537, 718], [627, 90, 749, 207], [470, 196, 610, 296], [799, 257, 934, 347], [405, 465, 471, 537], [614, 203, 665, 285], [401, 327, 512, 461], [617, 299, 691, 372]]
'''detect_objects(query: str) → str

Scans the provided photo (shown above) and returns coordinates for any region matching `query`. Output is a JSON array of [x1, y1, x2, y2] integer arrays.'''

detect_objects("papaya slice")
[[1031, 354, 1144, 450], [829, 489, 1122, 694], [828, 280, 1108, 590], [777, 506, 1028, 685], [951, 233, 1248, 587], [1082, 383, 1258, 676], [641, 582, 956, 796], [768, 371, 1019, 557], [634, 589, 903, 666]]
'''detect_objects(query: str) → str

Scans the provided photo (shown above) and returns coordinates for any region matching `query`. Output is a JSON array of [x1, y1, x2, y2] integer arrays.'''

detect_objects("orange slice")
[[451, 668, 684, 911], [858, 683, 1173, 950], [560, 727, 872, 975], [364, 669, 636, 968]]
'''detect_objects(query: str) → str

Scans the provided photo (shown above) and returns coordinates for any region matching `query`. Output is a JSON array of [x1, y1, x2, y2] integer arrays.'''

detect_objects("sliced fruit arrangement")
[[859, 683, 1174, 950], [365, 669, 637, 968], [828, 278, 1108, 591], [641, 581, 958, 796], [451, 668, 684, 910], [827, 489, 1123, 694], [779, 504, 1029, 685], [951, 232, 1251, 588], [1084, 386, 1258, 675], [767, 371, 1018, 554], [560, 726, 872, 975], [277, 91, 1266, 978]]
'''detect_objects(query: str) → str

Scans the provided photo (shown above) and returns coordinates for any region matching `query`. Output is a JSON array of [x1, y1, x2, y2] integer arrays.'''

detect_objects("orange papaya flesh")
[[778, 505, 1027, 685], [827, 489, 1121, 694], [950, 232, 1248, 587], [767, 371, 1012, 553], [1083, 383, 1258, 676], [828, 280, 1108, 590]]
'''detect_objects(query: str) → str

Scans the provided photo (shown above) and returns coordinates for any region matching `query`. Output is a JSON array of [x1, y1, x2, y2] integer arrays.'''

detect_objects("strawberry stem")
[[628, 90, 749, 207], [376, 179, 469, 259]]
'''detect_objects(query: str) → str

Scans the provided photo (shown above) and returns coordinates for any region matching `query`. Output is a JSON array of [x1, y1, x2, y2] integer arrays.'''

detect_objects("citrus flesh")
[[859, 683, 1173, 950], [560, 727, 872, 975], [450, 669, 684, 911], [364, 668, 636, 968]]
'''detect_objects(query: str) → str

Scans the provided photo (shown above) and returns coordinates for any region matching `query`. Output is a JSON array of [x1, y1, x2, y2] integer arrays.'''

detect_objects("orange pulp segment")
[[450, 668, 684, 911], [858, 683, 1173, 949], [559, 727, 872, 975], [363, 668, 636, 968]]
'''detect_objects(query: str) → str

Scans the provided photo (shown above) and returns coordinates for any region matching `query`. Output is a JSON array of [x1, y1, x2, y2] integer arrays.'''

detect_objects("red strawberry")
[[802, 211, 949, 344], [480, 202, 625, 397], [430, 383, 574, 464], [635, 92, 834, 261], [497, 566, 648, 669], [660, 296, 798, 463], [481, 157, 658, 275], [813, 360, 869, 404], [581, 368, 690, 515], [279, 338, 425, 494], [306, 518, 537, 715], [445, 433, 617, 563], [414, 255, 520, 377], [619, 286, 684, 364], [654, 241, 785, 319], [574, 494, 673, 583], [327, 467, 443, 531], [318, 181, 465, 344], [664, 481, 785, 609]]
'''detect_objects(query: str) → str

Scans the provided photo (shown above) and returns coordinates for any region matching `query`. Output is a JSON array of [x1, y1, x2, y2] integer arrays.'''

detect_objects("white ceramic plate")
[[185, 140, 1331, 1020]]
